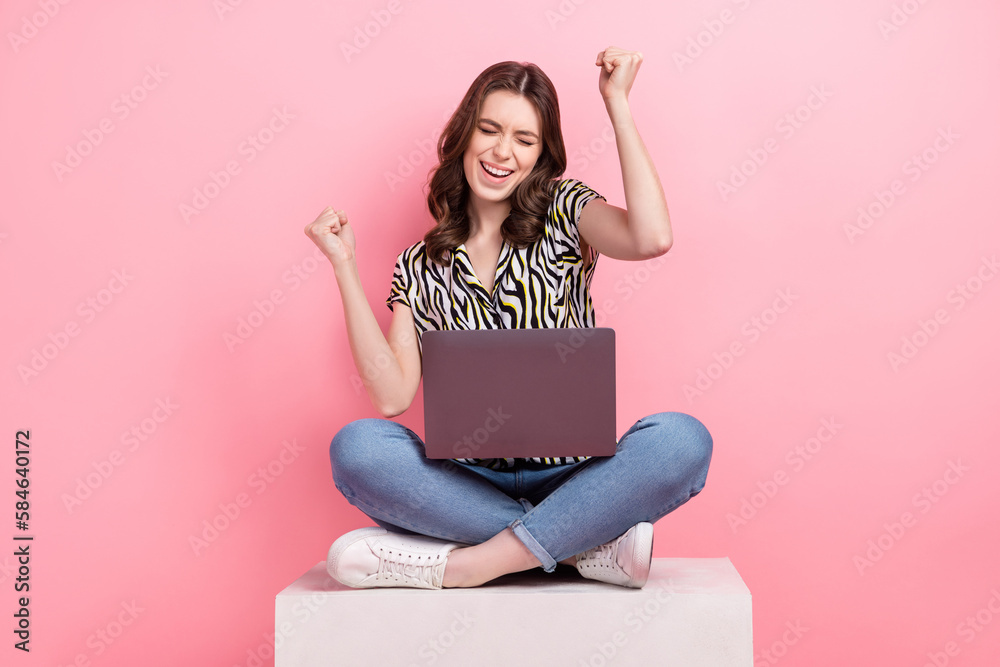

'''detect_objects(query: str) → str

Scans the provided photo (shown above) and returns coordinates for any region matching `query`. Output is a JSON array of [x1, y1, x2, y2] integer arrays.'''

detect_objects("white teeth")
[[483, 162, 512, 177]]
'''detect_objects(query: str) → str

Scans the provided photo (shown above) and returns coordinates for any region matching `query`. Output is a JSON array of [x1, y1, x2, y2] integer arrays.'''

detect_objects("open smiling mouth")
[[481, 161, 513, 181]]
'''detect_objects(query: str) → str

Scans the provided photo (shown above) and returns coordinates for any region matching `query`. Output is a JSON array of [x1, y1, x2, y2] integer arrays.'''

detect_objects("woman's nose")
[[493, 135, 512, 158]]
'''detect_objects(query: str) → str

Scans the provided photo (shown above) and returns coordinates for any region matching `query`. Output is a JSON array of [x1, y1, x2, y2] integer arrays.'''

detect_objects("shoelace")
[[375, 548, 445, 587], [579, 538, 621, 569]]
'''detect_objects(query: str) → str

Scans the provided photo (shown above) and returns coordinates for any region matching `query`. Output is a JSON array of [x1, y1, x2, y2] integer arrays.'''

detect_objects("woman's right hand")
[[304, 206, 356, 269]]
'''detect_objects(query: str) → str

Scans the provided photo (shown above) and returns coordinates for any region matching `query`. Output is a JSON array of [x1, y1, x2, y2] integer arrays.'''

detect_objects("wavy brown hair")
[[423, 61, 568, 266]]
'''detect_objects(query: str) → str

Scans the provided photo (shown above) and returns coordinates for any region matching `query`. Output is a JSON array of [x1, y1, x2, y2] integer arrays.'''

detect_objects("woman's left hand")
[[595, 46, 643, 103]]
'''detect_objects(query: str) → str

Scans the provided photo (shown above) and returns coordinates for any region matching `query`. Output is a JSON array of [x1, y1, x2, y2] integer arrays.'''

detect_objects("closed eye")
[[479, 127, 535, 146]]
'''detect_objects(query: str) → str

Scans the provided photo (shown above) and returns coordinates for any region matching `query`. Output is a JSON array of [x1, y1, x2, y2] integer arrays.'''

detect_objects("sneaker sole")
[[326, 526, 388, 585], [630, 522, 654, 588]]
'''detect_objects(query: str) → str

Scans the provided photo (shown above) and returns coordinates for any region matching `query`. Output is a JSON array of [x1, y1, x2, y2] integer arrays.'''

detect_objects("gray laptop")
[[421, 328, 616, 459]]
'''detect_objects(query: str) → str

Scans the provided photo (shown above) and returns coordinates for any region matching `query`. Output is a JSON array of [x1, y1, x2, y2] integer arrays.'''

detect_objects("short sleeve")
[[386, 249, 410, 311], [552, 178, 606, 266]]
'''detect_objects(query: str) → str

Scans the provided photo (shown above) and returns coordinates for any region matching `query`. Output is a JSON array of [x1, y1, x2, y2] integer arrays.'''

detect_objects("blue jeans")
[[329, 412, 712, 573]]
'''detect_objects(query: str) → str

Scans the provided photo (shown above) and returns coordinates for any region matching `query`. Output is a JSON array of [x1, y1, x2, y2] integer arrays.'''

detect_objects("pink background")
[[3, 0, 999, 665]]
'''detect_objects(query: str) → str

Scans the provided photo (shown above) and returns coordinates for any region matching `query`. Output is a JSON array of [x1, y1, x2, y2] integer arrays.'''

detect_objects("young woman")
[[304, 46, 712, 590]]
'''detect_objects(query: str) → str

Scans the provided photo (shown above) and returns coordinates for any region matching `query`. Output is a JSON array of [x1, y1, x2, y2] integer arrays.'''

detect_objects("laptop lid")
[[421, 328, 616, 459]]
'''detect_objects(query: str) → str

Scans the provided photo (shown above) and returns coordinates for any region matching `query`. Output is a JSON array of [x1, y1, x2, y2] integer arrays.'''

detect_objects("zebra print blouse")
[[386, 178, 606, 470]]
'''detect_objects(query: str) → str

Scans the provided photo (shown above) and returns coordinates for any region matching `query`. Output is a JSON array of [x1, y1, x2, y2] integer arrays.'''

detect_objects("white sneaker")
[[327, 527, 462, 590], [574, 522, 654, 588]]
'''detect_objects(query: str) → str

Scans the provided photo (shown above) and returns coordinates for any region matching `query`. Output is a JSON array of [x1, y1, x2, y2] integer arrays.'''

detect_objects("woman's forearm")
[[331, 260, 408, 416], [605, 95, 673, 252]]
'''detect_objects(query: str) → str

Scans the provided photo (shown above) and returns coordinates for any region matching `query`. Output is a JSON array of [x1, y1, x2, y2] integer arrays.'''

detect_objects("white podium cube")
[[275, 558, 752, 666]]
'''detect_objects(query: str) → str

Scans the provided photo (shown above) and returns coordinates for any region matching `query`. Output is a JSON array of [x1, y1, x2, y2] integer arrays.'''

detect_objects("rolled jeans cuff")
[[508, 517, 557, 573]]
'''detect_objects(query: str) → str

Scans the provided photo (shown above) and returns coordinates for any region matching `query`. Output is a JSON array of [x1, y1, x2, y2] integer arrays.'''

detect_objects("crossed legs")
[[329, 412, 712, 587]]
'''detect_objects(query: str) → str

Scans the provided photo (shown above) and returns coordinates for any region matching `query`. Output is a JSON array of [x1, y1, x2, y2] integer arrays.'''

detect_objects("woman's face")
[[462, 90, 544, 208]]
